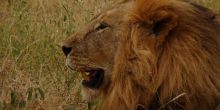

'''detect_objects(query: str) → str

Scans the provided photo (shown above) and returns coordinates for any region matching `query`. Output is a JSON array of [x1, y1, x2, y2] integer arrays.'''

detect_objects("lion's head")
[[61, 0, 220, 109]]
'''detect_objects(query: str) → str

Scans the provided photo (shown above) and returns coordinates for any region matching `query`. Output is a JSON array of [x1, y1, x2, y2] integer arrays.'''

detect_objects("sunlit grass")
[[193, 0, 220, 12], [0, 0, 219, 109], [0, 0, 112, 109]]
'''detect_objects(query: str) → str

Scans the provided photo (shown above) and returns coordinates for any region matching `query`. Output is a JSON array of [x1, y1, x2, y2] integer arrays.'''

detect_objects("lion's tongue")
[[82, 71, 97, 82]]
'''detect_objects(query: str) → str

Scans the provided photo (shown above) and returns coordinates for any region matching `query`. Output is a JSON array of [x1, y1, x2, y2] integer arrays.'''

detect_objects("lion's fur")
[[100, 0, 220, 110]]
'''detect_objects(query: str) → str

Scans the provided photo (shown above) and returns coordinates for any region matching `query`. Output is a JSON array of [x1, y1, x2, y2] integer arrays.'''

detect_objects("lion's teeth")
[[85, 72, 90, 76]]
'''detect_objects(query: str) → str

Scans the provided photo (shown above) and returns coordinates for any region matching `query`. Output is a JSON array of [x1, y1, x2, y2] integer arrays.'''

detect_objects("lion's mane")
[[99, 0, 220, 110]]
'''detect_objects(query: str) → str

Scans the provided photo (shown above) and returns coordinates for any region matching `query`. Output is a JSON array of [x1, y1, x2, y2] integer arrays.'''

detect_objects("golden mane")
[[100, 0, 220, 109]]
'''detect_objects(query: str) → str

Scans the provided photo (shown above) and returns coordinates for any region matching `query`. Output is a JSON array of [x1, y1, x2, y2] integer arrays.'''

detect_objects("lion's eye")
[[95, 22, 109, 31]]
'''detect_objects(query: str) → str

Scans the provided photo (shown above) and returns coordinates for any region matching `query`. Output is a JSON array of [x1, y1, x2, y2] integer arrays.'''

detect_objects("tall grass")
[[0, 0, 219, 109], [0, 0, 112, 109]]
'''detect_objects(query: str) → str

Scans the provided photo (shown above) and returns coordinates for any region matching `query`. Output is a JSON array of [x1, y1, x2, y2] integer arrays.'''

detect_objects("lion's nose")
[[61, 45, 72, 56]]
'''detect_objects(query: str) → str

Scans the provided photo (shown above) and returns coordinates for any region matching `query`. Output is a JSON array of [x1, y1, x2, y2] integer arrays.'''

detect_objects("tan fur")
[[62, 0, 220, 109]]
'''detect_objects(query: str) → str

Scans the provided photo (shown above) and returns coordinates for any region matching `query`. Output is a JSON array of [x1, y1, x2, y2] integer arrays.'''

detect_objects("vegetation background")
[[0, 0, 219, 110]]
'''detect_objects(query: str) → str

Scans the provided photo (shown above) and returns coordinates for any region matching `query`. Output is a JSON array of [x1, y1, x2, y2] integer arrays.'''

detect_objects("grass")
[[0, 0, 219, 110]]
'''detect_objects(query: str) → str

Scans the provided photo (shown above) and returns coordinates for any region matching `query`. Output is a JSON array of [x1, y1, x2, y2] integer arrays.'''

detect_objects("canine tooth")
[[85, 72, 90, 76]]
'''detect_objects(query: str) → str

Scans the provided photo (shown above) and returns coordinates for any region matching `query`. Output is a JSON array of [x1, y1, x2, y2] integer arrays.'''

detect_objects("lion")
[[61, 0, 220, 109]]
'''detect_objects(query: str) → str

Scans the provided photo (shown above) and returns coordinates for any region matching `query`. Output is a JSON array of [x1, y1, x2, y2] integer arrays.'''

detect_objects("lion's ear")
[[149, 10, 178, 37]]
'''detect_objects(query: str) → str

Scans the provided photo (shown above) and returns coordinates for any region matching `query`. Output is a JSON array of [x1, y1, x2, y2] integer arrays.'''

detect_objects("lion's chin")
[[81, 87, 100, 102]]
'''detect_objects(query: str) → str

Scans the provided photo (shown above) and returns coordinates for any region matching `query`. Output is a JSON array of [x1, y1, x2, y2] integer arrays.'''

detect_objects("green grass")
[[0, 0, 219, 109]]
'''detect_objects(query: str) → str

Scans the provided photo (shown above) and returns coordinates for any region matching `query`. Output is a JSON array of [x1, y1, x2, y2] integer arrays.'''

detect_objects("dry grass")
[[0, 0, 219, 110]]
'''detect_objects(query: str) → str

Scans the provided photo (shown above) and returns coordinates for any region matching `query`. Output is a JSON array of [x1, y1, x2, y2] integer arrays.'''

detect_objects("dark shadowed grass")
[[0, 0, 219, 109]]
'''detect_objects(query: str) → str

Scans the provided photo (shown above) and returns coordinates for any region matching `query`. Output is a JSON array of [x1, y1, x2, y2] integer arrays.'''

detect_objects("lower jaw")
[[81, 87, 100, 102]]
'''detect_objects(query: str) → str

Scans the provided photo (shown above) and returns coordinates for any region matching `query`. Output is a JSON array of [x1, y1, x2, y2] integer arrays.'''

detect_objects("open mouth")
[[81, 68, 104, 89]]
